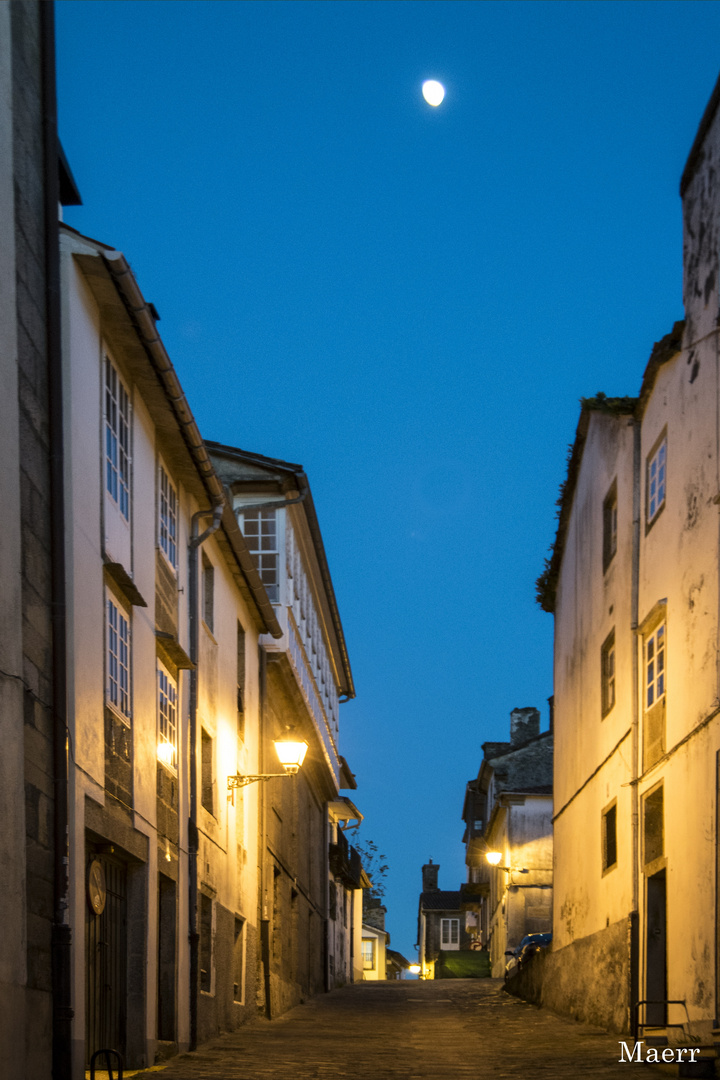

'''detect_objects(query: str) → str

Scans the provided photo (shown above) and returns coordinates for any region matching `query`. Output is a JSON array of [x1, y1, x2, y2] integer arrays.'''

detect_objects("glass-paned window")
[[441, 918, 459, 946], [159, 465, 178, 569], [157, 663, 178, 768], [601, 630, 616, 717], [105, 357, 130, 519], [361, 939, 375, 970], [107, 595, 131, 718], [241, 508, 279, 601], [646, 623, 666, 709], [647, 438, 667, 524], [603, 480, 617, 571]]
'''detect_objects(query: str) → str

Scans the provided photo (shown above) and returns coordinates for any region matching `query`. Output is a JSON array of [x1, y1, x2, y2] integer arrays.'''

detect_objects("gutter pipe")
[[187, 502, 223, 1049], [630, 416, 641, 1031]]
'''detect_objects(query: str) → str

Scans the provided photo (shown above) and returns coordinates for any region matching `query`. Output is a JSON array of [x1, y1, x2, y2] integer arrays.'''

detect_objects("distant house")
[[386, 949, 412, 980], [461, 708, 553, 976], [361, 913, 389, 981], [416, 861, 469, 980]]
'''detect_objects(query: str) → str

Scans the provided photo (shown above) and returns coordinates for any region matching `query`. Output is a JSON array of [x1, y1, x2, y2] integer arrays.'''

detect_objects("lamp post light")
[[227, 737, 308, 800], [485, 851, 529, 874]]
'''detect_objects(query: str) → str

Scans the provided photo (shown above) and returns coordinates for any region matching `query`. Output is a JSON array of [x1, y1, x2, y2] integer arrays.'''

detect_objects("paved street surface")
[[128, 979, 653, 1080]]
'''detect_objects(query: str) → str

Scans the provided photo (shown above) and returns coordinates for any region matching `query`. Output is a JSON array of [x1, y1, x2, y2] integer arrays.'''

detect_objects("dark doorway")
[[157, 875, 177, 1041], [645, 869, 667, 1026], [85, 850, 128, 1065]]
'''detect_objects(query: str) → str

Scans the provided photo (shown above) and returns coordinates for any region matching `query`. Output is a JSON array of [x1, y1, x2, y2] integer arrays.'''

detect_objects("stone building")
[[207, 443, 358, 1013], [462, 708, 553, 976], [534, 71, 720, 1036], [59, 223, 284, 1072], [1, 6, 363, 1074], [0, 3, 79, 1075], [416, 862, 469, 980]]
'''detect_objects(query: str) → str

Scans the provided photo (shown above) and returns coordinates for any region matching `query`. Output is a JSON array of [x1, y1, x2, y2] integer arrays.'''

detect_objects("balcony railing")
[[329, 828, 362, 890]]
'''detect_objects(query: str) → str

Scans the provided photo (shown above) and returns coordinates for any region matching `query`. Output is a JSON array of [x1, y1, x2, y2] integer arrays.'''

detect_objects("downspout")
[[188, 502, 223, 1049], [42, 5, 73, 1077], [630, 416, 641, 1033], [258, 645, 273, 1017]]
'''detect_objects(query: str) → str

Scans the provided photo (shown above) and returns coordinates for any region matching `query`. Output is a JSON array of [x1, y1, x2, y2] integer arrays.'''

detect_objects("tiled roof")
[[420, 890, 462, 911]]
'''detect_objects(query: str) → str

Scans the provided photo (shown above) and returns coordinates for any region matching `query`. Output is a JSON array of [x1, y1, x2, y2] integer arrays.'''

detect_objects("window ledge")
[[104, 560, 147, 608]]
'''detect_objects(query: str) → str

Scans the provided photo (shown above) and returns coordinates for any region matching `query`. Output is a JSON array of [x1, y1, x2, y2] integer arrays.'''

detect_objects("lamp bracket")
[[227, 773, 288, 791]]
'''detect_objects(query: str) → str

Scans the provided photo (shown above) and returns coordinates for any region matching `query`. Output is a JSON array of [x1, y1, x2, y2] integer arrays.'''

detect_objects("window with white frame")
[[107, 593, 131, 719], [441, 918, 459, 947], [240, 508, 279, 601], [361, 939, 375, 970], [647, 435, 667, 526], [157, 662, 178, 769], [645, 622, 666, 710], [105, 356, 130, 519], [159, 464, 178, 570]]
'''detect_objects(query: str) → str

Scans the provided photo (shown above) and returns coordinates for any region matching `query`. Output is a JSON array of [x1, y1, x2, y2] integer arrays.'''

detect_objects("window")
[[233, 918, 245, 1003], [643, 784, 664, 867], [201, 728, 214, 814], [199, 894, 213, 993], [645, 622, 666, 710], [361, 939, 375, 970], [105, 357, 130, 519], [202, 552, 214, 633], [241, 508, 279, 602], [603, 479, 618, 571], [441, 918, 459, 947], [107, 594, 131, 719], [157, 663, 178, 769], [159, 465, 178, 569], [601, 630, 616, 717], [237, 622, 246, 741], [647, 435, 667, 526], [602, 801, 617, 872]]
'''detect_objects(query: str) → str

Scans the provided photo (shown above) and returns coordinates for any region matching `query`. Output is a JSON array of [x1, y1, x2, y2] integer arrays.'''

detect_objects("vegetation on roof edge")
[[534, 394, 637, 613]]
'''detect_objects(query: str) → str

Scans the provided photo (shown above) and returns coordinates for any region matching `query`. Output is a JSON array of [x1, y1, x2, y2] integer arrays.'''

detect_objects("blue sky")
[[56, 0, 720, 963]]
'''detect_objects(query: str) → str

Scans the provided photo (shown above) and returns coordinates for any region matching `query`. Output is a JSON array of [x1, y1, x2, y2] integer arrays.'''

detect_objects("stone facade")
[[0, 2, 63, 1074], [462, 708, 553, 976], [536, 72, 720, 1038], [208, 443, 360, 1013]]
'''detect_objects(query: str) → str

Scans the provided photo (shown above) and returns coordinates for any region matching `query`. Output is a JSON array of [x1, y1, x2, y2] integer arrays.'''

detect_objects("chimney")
[[422, 859, 439, 892], [510, 707, 540, 746]]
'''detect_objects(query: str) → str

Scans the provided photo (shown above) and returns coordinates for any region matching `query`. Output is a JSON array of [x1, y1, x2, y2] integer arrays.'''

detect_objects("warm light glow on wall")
[[157, 740, 175, 767]]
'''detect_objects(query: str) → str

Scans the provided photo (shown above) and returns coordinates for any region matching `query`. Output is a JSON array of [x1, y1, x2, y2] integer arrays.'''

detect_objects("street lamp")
[[227, 737, 308, 798], [485, 851, 529, 874]]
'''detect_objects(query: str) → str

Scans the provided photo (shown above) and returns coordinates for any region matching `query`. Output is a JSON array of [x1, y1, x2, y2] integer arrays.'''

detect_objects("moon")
[[422, 80, 445, 107]]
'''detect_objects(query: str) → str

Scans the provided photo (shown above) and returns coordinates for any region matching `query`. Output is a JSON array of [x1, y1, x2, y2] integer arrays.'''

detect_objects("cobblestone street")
[[129, 979, 650, 1080]]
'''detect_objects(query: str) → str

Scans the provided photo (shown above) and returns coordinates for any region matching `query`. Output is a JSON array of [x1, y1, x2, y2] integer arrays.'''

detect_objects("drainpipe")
[[42, 4, 74, 1077], [630, 416, 641, 1032], [187, 502, 223, 1049]]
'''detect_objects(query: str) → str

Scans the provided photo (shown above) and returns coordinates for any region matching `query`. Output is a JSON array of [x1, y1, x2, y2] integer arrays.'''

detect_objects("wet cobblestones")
[[131, 979, 652, 1080]]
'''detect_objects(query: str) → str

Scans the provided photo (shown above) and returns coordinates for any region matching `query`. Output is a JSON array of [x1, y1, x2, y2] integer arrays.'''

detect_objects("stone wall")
[[505, 916, 630, 1033], [0, 2, 56, 1075]]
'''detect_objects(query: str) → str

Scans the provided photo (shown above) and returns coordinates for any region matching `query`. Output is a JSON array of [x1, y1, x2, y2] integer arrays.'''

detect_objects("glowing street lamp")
[[485, 851, 528, 874], [227, 737, 309, 797]]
